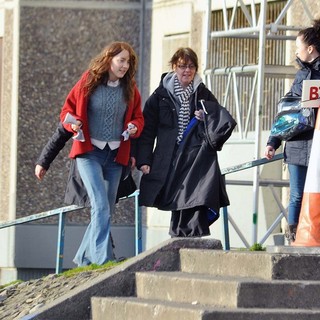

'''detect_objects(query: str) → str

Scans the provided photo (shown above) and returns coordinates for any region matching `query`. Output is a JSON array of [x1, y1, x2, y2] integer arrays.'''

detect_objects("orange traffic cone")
[[293, 111, 320, 246]]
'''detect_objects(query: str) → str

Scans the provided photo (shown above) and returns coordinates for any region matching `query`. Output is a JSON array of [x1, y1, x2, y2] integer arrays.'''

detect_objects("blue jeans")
[[73, 145, 122, 266], [288, 164, 308, 225]]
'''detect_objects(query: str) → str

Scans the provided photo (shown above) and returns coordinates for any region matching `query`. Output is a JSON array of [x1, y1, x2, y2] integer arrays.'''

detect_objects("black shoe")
[[285, 224, 297, 245]]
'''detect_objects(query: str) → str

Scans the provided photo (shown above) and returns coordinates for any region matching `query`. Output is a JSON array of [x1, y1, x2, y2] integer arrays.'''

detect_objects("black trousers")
[[169, 206, 211, 237]]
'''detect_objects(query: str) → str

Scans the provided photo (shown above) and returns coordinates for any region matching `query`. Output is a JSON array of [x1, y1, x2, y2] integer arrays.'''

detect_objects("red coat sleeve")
[[125, 86, 144, 138], [60, 71, 88, 133]]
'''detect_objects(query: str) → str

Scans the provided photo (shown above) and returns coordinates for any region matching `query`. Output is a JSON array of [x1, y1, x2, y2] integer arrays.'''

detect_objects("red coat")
[[60, 71, 144, 166]]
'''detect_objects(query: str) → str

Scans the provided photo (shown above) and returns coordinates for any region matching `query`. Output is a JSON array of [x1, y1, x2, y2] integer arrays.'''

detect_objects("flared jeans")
[[73, 145, 122, 266]]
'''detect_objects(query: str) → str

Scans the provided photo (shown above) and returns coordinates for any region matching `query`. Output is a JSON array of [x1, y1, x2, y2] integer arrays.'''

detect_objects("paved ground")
[[0, 267, 109, 320]]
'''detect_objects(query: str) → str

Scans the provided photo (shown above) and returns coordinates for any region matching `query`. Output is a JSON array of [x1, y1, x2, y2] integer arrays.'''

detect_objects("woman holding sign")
[[264, 19, 320, 244]]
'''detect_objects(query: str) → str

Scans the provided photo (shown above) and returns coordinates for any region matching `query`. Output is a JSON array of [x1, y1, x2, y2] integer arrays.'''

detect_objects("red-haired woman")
[[60, 42, 144, 266]]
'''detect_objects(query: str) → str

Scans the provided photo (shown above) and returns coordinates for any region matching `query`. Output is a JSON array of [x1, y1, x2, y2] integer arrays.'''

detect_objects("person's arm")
[[35, 122, 73, 180], [60, 72, 88, 134], [135, 93, 159, 170], [264, 135, 282, 160], [125, 86, 145, 138], [284, 68, 303, 97]]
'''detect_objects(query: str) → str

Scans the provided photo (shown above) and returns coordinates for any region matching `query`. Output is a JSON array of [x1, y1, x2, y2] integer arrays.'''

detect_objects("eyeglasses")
[[177, 64, 196, 70]]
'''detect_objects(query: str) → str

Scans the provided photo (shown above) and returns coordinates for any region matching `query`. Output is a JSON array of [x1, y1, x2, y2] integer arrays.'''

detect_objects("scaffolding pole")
[[251, 0, 267, 244]]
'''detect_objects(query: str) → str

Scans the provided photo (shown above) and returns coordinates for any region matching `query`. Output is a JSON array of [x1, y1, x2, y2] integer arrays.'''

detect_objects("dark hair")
[[169, 47, 199, 71], [84, 41, 138, 102], [298, 19, 320, 53]]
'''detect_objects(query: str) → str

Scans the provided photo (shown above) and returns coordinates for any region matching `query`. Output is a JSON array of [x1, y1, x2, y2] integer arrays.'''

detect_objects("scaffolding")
[[204, 0, 316, 245]]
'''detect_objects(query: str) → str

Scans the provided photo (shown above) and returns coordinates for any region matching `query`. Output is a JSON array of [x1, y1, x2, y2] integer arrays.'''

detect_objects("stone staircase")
[[27, 238, 320, 320], [91, 247, 320, 320]]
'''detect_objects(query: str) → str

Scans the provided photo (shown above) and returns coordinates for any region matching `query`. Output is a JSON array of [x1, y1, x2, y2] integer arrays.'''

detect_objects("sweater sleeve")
[[266, 135, 282, 150]]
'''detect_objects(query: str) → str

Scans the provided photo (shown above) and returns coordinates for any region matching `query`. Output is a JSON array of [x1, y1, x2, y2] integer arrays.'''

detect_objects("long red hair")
[[84, 41, 138, 103]]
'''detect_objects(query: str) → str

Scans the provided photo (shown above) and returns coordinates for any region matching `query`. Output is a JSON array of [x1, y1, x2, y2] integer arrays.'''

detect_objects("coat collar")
[[155, 72, 204, 99], [296, 56, 320, 71]]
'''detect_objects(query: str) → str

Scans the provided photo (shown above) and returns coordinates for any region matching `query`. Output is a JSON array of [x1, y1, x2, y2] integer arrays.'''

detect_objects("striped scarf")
[[174, 77, 194, 144]]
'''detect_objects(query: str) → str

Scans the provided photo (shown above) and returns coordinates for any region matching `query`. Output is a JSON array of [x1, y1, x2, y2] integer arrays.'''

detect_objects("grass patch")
[[249, 243, 266, 251], [61, 260, 125, 278], [0, 280, 23, 290], [0, 260, 126, 289]]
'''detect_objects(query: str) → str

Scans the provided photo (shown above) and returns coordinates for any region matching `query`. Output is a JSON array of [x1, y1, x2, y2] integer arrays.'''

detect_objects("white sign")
[[63, 113, 85, 142], [301, 80, 320, 108]]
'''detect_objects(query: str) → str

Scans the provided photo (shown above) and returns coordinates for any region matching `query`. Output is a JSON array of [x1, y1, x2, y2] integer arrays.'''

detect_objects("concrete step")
[[91, 297, 320, 320], [90, 246, 320, 319], [135, 271, 320, 309], [180, 249, 320, 280]]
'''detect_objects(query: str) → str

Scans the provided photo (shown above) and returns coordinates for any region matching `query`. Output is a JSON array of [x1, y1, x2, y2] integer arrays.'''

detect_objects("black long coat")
[[136, 75, 223, 208], [157, 100, 236, 213]]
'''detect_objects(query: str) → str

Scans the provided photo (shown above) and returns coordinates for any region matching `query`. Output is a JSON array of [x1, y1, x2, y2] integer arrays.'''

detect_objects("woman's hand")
[[264, 146, 275, 160], [194, 109, 205, 121], [71, 120, 82, 132], [35, 164, 47, 180], [140, 165, 150, 175], [130, 157, 136, 169], [127, 123, 137, 136]]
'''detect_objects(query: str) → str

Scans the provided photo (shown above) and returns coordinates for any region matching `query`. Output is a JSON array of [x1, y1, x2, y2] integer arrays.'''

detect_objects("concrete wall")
[[0, 0, 152, 284], [0, 0, 19, 284], [14, 224, 136, 269]]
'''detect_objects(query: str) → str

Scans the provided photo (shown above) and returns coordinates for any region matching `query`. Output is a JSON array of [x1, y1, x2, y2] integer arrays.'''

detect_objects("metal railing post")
[[55, 210, 66, 274], [134, 190, 142, 255], [222, 207, 230, 250]]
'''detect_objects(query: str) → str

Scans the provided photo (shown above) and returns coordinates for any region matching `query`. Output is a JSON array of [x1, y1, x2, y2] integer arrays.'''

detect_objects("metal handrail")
[[0, 153, 284, 273], [221, 152, 284, 175], [0, 205, 82, 229], [0, 191, 141, 274]]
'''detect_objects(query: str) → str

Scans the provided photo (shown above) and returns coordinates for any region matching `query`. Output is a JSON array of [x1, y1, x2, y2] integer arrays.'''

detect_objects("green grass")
[[0, 259, 126, 289], [60, 259, 126, 278], [234, 243, 267, 251], [0, 279, 23, 290], [249, 243, 266, 251]]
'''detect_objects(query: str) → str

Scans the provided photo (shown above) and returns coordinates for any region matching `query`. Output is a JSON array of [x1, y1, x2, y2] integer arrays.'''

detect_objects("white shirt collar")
[[107, 79, 120, 87]]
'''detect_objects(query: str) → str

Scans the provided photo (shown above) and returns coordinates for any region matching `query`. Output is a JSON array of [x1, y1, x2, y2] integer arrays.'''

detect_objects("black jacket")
[[136, 73, 221, 207], [267, 57, 320, 166], [157, 100, 236, 213], [36, 122, 73, 170]]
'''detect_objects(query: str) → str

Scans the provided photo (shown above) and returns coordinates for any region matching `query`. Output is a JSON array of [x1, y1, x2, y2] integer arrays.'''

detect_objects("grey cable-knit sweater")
[[88, 84, 126, 142]]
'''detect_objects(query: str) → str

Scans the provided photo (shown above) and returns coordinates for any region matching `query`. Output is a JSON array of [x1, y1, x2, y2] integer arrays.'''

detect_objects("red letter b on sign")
[[309, 86, 319, 100]]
